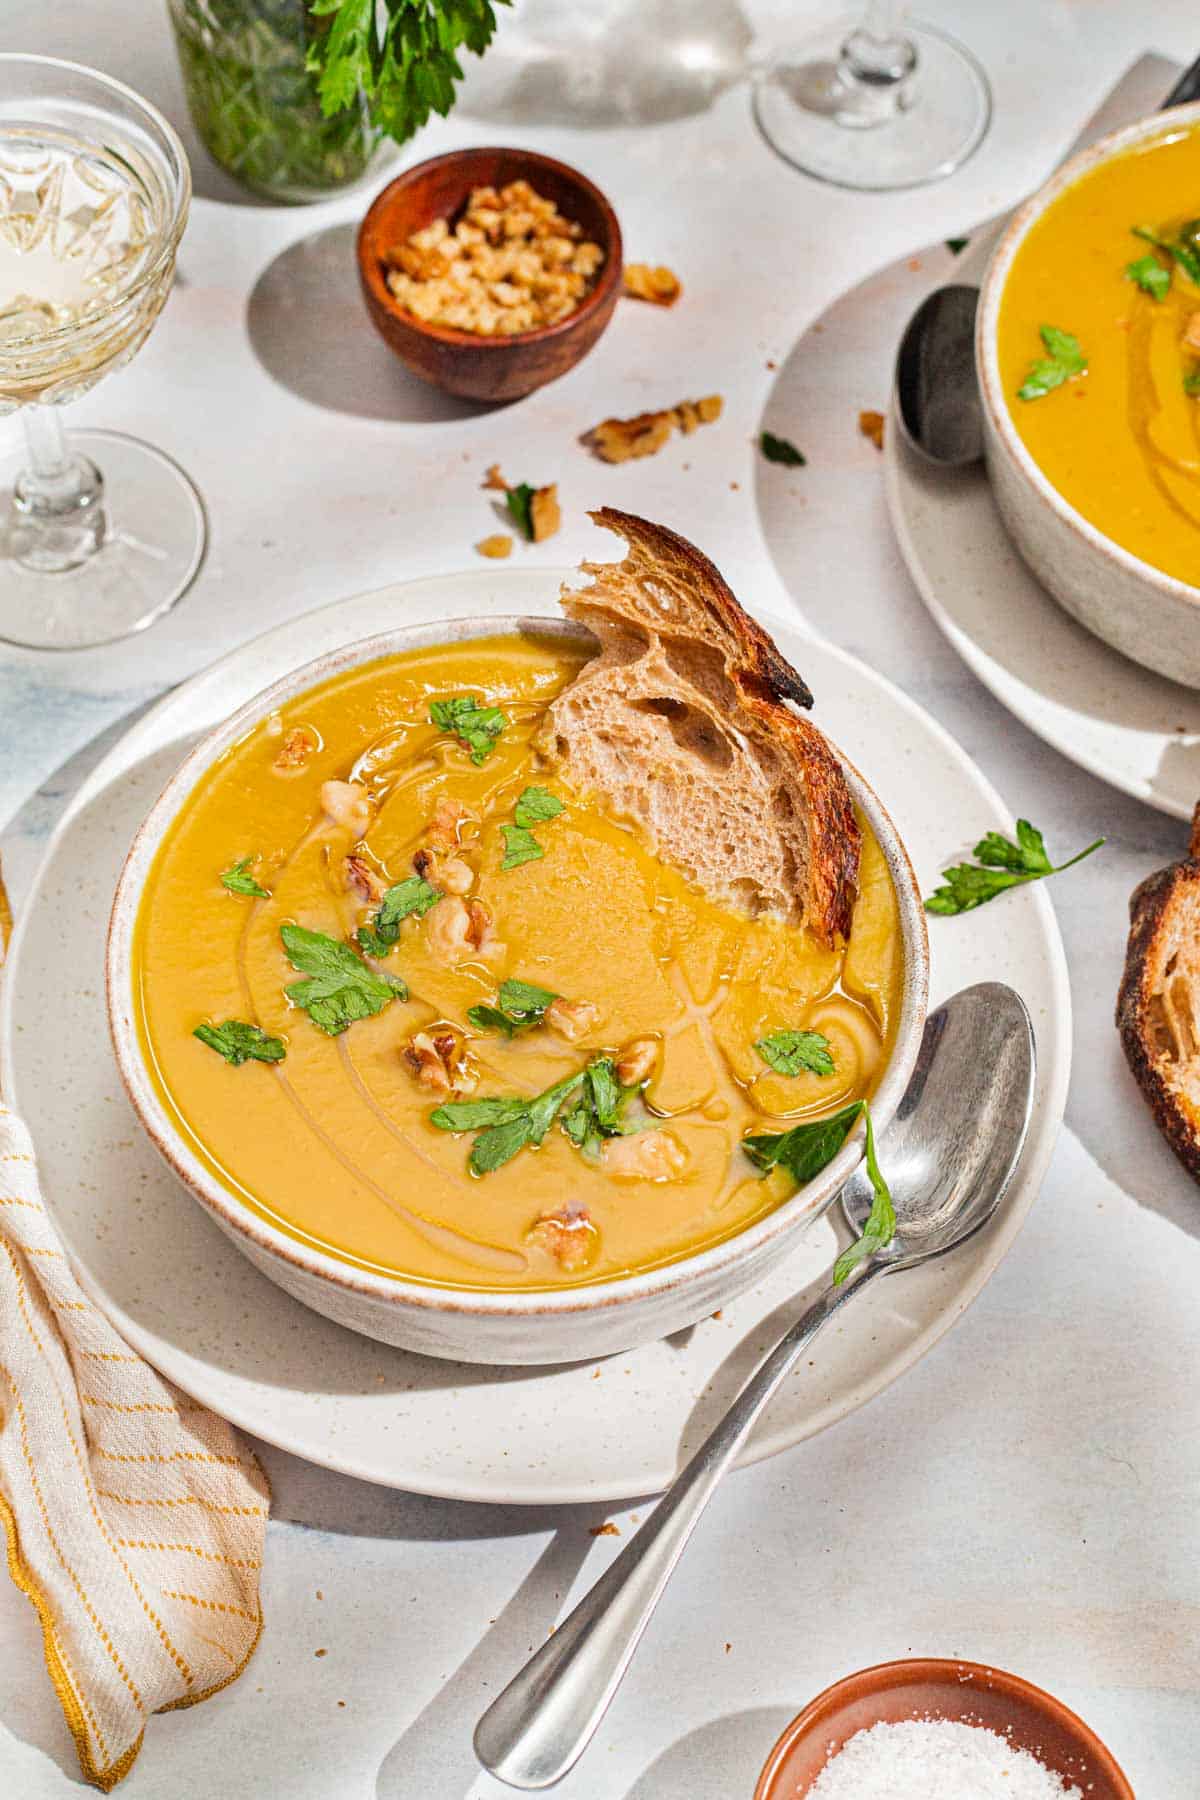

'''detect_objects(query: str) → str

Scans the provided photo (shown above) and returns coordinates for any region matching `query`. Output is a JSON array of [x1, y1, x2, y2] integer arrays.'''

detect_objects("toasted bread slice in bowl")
[[107, 521, 928, 1364]]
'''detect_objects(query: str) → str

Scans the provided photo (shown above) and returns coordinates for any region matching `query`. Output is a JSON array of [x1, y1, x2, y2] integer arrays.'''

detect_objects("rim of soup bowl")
[[105, 614, 930, 1327], [977, 99, 1200, 607]]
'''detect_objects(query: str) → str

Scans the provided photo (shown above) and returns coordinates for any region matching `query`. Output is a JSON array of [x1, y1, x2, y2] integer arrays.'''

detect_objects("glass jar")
[[166, 0, 381, 202]]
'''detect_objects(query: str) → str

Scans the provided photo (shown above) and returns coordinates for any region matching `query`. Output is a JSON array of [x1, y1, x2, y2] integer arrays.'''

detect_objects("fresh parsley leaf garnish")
[[925, 819, 1104, 915], [1133, 224, 1200, 287], [429, 694, 509, 765], [832, 1105, 895, 1286], [220, 857, 269, 899], [1017, 325, 1087, 401], [194, 1020, 285, 1066], [356, 876, 441, 956], [743, 1100, 895, 1284], [505, 482, 536, 540], [945, 236, 969, 255], [1125, 252, 1170, 301], [306, 0, 508, 149], [760, 430, 806, 467], [467, 977, 558, 1037], [433, 1056, 638, 1174], [755, 1029, 835, 1077], [433, 1069, 585, 1174], [501, 824, 545, 869], [280, 922, 406, 1035], [513, 786, 564, 827]]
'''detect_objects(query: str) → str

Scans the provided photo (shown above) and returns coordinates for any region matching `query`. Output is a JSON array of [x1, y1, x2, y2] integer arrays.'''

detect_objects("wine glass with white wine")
[[754, 4, 990, 190], [0, 55, 204, 650]]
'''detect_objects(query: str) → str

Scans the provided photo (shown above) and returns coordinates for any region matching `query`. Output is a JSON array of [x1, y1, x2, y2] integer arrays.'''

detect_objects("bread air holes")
[[1150, 971, 1199, 1062], [634, 696, 734, 769]]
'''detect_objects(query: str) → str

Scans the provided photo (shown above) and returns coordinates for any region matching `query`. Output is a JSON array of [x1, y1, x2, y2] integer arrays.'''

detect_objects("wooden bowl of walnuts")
[[357, 146, 623, 404]]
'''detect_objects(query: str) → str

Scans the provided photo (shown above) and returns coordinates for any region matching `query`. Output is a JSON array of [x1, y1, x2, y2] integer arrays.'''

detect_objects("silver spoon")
[[474, 981, 1035, 1790], [894, 53, 1200, 467]]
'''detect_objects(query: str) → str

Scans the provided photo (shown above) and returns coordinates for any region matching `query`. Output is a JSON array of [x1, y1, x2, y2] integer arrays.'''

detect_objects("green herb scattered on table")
[[1017, 325, 1087, 401], [505, 482, 536, 540], [194, 1019, 286, 1066], [429, 694, 509, 765], [357, 876, 441, 956], [281, 922, 406, 1034], [743, 1099, 893, 1283], [925, 820, 1104, 915], [760, 430, 806, 467], [1125, 252, 1170, 301], [467, 977, 558, 1037], [220, 856, 270, 898], [755, 1029, 835, 1077], [945, 237, 969, 256]]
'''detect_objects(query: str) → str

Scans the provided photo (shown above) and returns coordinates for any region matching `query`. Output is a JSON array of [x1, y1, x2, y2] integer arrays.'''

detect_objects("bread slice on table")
[[538, 508, 860, 945], [1117, 805, 1200, 1180]]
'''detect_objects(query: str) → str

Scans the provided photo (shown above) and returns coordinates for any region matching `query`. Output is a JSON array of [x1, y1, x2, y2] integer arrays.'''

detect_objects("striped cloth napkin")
[[0, 1103, 269, 1791]]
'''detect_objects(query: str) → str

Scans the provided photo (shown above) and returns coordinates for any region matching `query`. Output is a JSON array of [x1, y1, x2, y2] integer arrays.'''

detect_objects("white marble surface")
[[2, 3, 1200, 1795]]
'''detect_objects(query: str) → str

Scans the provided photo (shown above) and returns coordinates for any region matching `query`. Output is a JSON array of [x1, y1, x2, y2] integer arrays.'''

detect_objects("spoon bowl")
[[893, 283, 982, 468]]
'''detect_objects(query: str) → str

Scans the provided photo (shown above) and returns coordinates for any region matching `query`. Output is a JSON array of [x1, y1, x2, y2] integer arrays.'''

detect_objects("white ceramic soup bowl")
[[978, 103, 1200, 687], [106, 616, 929, 1365]]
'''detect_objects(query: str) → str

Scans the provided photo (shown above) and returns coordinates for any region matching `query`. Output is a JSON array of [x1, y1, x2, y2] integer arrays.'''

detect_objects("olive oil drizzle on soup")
[[998, 125, 1200, 586], [134, 636, 902, 1291]]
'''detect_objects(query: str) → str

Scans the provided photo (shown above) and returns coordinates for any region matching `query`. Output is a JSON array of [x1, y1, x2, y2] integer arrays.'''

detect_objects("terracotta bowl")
[[978, 101, 1200, 686], [356, 146, 623, 403], [754, 1658, 1135, 1799], [105, 615, 928, 1365]]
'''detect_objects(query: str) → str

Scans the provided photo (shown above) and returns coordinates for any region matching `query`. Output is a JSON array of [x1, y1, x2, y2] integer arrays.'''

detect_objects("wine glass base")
[[754, 18, 991, 191], [0, 429, 206, 651]]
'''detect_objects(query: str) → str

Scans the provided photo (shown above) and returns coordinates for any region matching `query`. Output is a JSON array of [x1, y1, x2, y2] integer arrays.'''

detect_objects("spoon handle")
[[473, 1263, 879, 1790]]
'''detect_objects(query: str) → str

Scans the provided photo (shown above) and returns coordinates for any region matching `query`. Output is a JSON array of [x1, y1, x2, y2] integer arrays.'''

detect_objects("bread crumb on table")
[[476, 534, 514, 559], [589, 1522, 620, 1537], [584, 395, 723, 462], [623, 262, 682, 305], [858, 409, 885, 451]]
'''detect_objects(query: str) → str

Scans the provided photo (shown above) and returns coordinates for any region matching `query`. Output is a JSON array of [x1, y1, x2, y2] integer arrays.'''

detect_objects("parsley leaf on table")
[[307, 0, 509, 148], [281, 923, 406, 1035], [429, 694, 509, 765], [1125, 253, 1170, 300], [356, 876, 441, 956], [945, 237, 970, 256], [194, 1020, 286, 1066], [1017, 325, 1087, 401], [220, 857, 269, 899], [505, 483, 536, 540], [925, 819, 1104, 915], [760, 430, 806, 467], [755, 1029, 835, 1077], [467, 977, 558, 1037]]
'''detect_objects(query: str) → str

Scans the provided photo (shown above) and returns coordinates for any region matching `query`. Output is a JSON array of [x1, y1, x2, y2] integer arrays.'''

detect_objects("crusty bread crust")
[[1118, 806, 1200, 1182], [539, 508, 860, 943]]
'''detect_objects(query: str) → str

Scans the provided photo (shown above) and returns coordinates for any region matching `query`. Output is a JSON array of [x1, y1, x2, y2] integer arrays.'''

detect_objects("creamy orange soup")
[[133, 634, 902, 1290], [998, 125, 1200, 586]]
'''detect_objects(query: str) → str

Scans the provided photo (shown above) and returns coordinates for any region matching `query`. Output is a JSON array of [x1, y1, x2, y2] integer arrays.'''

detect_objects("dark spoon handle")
[[1162, 52, 1200, 109]]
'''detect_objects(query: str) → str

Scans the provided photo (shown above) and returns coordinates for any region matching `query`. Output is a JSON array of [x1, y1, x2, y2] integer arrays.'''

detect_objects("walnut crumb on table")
[[623, 262, 682, 305], [476, 533, 513, 559], [589, 1522, 620, 1537], [584, 395, 723, 462], [858, 409, 885, 450]]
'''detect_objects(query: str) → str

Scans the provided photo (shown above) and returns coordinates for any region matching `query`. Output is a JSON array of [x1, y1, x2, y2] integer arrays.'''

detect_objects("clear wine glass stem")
[[838, 2, 918, 125], [13, 405, 106, 574]]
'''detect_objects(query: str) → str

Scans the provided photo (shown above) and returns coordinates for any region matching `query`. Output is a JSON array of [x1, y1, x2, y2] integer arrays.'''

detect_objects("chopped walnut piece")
[[623, 263, 682, 306], [320, 779, 374, 838], [526, 1203, 598, 1272], [272, 725, 318, 774], [467, 898, 502, 958], [589, 1522, 621, 1537], [477, 533, 513, 559], [426, 796, 472, 853], [529, 484, 561, 542], [858, 409, 885, 451], [615, 1037, 658, 1086], [482, 463, 509, 492], [600, 1129, 686, 1181], [545, 997, 600, 1042], [424, 894, 501, 963], [404, 1029, 476, 1097], [345, 854, 386, 904], [584, 396, 722, 463]]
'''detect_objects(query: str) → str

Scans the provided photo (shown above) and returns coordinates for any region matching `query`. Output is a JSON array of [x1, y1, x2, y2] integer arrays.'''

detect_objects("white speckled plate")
[[0, 568, 1069, 1503]]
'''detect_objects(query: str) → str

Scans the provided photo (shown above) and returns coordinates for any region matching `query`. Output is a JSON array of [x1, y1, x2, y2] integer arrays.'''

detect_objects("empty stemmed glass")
[[754, 4, 990, 190], [0, 55, 205, 650]]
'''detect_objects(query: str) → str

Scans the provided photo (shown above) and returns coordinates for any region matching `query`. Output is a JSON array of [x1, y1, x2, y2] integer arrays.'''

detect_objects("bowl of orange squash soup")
[[106, 618, 927, 1364], [979, 104, 1200, 686]]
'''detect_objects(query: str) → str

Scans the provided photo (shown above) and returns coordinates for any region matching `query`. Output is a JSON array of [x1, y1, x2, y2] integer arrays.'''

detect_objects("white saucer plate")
[[0, 568, 1070, 1504]]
